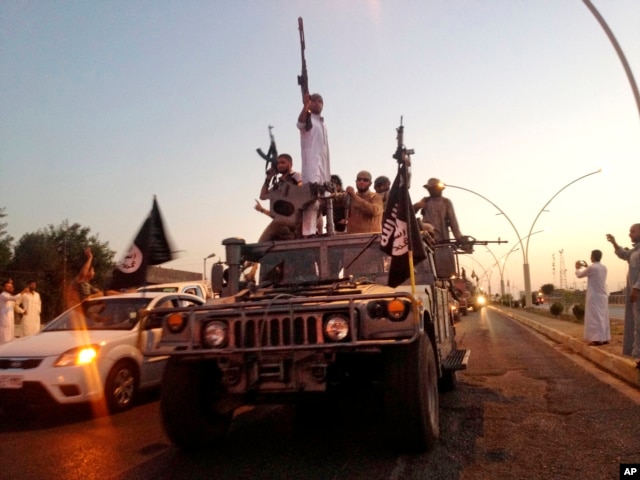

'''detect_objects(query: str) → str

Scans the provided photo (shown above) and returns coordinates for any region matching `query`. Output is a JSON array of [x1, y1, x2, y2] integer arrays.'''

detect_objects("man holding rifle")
[[296, 17, 332, 237], [297, 92, 331, 237]]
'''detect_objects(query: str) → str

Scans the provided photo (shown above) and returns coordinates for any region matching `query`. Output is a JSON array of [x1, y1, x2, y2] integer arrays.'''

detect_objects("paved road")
[[2, 308, 639, 479]]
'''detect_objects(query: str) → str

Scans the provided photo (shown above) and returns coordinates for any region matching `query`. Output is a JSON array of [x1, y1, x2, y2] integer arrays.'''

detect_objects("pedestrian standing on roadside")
[[0, 279, 25, 344], [606, 224, 640, 367], [19, 280, 42, 336], [575, 250, 610, 346]]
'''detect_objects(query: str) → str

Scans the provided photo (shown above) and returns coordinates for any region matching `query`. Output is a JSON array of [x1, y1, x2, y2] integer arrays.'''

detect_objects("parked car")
[[0, 292, 203, 413], [137, 281, 213, 301]]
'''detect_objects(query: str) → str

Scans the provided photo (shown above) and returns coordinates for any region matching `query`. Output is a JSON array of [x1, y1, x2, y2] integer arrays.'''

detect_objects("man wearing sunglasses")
[[337, 170, 383, 234]]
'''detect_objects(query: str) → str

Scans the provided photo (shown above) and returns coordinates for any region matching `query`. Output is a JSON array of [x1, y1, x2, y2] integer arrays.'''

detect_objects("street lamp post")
[[521, 169, 601, 307], [582, 0, 640, 123], [486, 230, 544, 300], [447, 169, 601, 308], [203, 253, 216, 281], [485, 247, 517, 300]]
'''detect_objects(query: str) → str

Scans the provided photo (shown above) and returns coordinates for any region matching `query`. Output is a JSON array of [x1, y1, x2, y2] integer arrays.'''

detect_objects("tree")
[[0, 207, 13, 270], [8, 220, 115, 321], [540, 283, 555, 295]]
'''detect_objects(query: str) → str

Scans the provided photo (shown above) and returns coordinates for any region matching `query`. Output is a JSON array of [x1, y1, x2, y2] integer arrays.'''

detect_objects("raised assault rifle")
[[393, 116, 415, 167], [256, 125, 278, 188], [297, 17, 312, 131]]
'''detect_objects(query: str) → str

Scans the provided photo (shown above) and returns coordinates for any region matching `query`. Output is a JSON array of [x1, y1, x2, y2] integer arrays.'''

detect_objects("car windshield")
[[43, 298, 153, 331], [139, 287, 179, 293]]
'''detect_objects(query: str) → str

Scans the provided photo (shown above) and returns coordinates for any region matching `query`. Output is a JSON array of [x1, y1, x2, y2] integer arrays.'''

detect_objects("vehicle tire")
[[160, 358, 233, 450], [105, 360, 139, 414], [383, 333, 439, 452]]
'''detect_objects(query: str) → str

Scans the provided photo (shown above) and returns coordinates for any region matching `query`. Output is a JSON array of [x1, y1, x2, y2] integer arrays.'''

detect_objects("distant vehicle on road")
[[471, 293, 487, 311], [0, 292, 203, 413]]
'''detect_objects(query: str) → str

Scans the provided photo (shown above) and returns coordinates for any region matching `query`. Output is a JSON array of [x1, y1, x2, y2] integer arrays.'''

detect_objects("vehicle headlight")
[[324, 315, 349, 341], [203, 321, 228, 348], [476, 296, 486, 306], [54, 345, 99, 367], [367, 300, 387, 319]]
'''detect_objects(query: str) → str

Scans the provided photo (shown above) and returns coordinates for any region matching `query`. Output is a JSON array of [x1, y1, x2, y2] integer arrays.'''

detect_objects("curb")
[[491, 307, 640, 388]]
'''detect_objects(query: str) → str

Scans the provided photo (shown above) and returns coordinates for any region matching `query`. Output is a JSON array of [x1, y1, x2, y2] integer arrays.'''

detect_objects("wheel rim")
[[112, 368, 135, 407]]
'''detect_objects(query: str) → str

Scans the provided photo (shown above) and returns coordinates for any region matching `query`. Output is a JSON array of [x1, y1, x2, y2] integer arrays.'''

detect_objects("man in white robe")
[[19, 280, 42, 336], [0, 280, 24, 344], [575, 250, 610, 345], [297, 92, 332, 237]]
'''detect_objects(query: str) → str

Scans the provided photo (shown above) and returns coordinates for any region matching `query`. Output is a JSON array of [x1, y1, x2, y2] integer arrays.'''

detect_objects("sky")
[[1, 0, 639, 297]]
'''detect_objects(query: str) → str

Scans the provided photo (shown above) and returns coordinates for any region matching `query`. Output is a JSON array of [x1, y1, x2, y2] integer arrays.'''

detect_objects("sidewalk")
[[490, 305, 640, 388]]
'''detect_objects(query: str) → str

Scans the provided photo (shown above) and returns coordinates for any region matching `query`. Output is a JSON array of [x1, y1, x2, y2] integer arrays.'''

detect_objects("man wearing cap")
[[374, 176, 391, 211], [255, 153, 303, 242], [413, 178, 464, 243], [330, 175, 348, 233], [297, 92, 331, 237], [336, 171, 383, 234]]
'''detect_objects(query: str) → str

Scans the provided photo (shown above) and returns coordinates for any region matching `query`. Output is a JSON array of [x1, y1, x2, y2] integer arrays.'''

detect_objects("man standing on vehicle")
[[413, 178, 464, 244], [255, 153, 302, 242], [297, 92, 331, 237], [338, 170, 383, 234]]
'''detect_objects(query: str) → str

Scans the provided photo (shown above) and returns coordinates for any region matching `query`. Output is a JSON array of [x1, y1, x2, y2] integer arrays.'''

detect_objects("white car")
[[137, 281, 213, 300], [0, 292, 203, 413]]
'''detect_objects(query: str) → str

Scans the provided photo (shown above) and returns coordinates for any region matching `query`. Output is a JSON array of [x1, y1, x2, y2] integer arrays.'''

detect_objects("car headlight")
[[476, 296, 486, 306], [203, 321, 228, 348], [54, 345, 99, 367], [324, 315, 349, 341]]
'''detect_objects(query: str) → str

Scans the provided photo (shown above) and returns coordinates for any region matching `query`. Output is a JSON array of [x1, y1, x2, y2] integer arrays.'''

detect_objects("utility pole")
[[558, 249, 568, 290]]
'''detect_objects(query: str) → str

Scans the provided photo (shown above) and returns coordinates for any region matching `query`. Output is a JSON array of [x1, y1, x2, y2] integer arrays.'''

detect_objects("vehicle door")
[[138, 296, 202, 385]]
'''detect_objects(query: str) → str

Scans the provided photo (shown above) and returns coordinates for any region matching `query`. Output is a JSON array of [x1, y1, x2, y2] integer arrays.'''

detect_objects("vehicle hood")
[[0, 330, 132, 357]]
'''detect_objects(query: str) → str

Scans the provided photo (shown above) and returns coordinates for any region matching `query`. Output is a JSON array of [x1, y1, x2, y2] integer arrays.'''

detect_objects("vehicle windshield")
[[43, 298, 153, 331], [139, 287, 179, 293], [256, 238, 432, 286]]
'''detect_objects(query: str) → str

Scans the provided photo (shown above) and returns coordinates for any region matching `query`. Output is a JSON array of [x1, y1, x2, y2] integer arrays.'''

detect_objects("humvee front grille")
[[232, 315, 323, 348]]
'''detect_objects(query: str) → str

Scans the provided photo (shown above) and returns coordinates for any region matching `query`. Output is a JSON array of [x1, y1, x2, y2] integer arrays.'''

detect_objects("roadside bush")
[[549, 302, 564, 317], [572, 304, 585, 321]]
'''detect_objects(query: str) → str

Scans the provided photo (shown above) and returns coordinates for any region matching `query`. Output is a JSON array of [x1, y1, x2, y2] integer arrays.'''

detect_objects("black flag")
[[380, 164, 426, 288], [109, 197, 174, 290]]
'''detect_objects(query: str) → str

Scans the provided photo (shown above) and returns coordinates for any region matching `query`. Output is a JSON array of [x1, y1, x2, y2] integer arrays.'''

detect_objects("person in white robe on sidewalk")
[[575, 250, 610, 346], [19, 280, 42, 336], [0, 279, 25, 344]]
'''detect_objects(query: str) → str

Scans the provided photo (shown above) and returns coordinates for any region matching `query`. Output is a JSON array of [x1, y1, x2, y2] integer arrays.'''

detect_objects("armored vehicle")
[[144, 232, 469, 452]]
